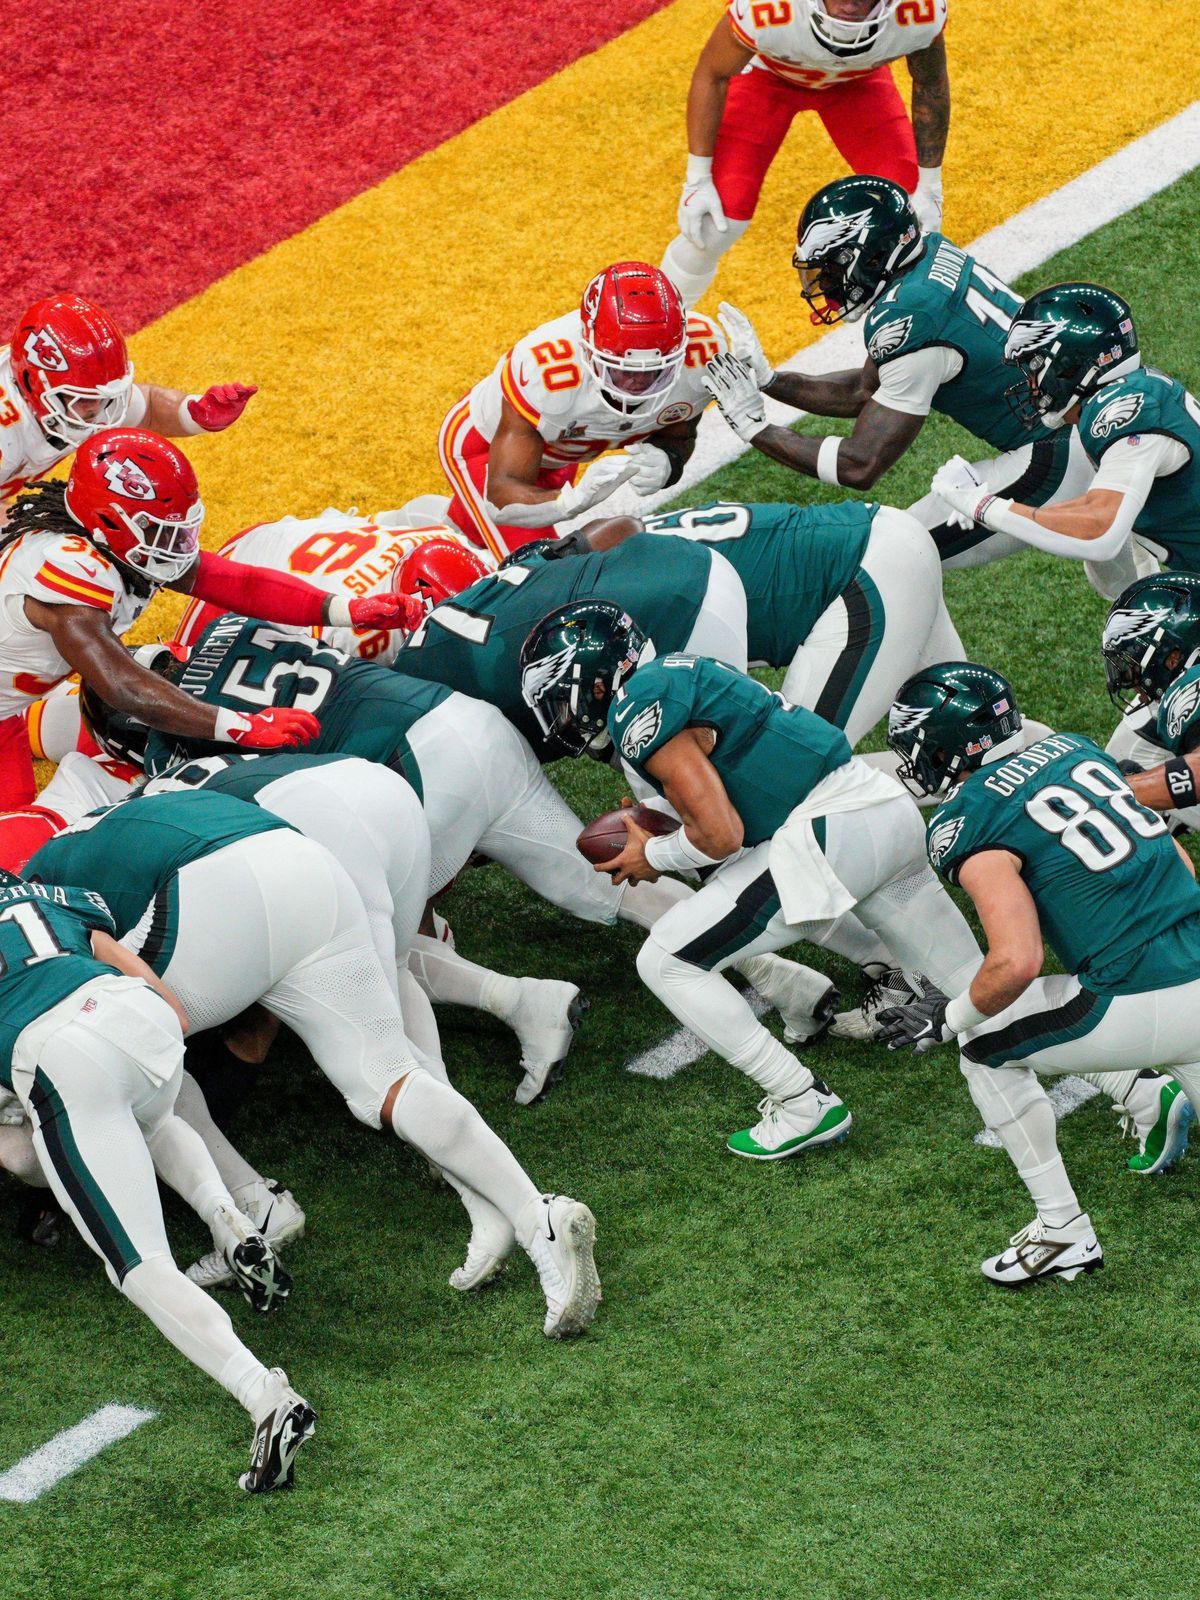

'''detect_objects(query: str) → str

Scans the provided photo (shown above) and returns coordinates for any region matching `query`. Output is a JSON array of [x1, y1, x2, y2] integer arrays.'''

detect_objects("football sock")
[[660, 222, 748, 309], [1076, 1069, 1142, 1105], [387, 1070, 540, 1235], [173, 1072, 262, 1194], [122, 1256, 269, 1414], [396, 967, 449, 1081], [408, 934, 521, 1022], [960, 1060, 1080, 1227], [144, 1111, 240, 1229]]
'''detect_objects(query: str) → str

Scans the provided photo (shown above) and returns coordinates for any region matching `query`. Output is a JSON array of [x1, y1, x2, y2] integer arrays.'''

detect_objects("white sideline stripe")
[[627, 993, 769, 1079], [974, 1075, 1102, 1148], [0, 1405, 156, 1503], [580, 100, 1200, 528]]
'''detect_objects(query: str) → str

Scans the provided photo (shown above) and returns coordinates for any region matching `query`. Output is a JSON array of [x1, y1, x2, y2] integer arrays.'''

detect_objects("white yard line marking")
[[582, 100, 1200, 529], [974, 1075, 1103, 1148], [0, 1405, 156, 1504]]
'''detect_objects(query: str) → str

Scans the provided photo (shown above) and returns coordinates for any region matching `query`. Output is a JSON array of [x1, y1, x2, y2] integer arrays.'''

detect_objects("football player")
[[700, 178, 1141, 597], [519, 602, 983, 1159], [437, 262, 725, 561], [879, 664, 1200, 1283], [0, 865, 313, 1493], [27, 789, 602, 1336], [661, 0, 950, 307], [0, 429, 416, 806], [1, 292, 255, 504]]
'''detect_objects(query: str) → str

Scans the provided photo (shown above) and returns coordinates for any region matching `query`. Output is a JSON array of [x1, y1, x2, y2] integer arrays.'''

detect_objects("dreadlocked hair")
[[0, 480, 77, 557]]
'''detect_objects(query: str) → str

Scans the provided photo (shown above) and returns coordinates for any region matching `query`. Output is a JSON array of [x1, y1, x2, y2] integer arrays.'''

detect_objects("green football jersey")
[[0, 880, 117, 1086], [607, 654, 851, 847], [1078, 368, 1200, 571], [1156, 665, 1200, 756], [927, 732, 1200, 995], [144, 613, 451, 796], [396, 534, 713, 756], [641, 501, 875, 667], [864, 234, 1052, 453], [26, 790, 287, 971], [145, 751, 358, 803]]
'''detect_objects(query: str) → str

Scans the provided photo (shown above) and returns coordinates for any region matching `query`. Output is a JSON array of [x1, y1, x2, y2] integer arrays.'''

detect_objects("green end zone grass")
[[4, 172, 1199, 1600]]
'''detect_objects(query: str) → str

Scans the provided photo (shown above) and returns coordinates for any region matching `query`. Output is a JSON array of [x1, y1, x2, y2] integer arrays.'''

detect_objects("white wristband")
[[945, 991, 989, 1034], [916, 164, 943, 191], [816, 436, 842, 487], [176, 395, 205, 436], [686, 153, 713, 183], [326, 597, 352, 627], [644, 826, 724, 873], [213, 707, 252, 742]]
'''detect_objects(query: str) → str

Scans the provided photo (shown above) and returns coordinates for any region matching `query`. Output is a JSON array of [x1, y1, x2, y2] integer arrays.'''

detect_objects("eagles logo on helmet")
[[1004, 282, 1140, 428], [887, 663, 1023, 798], [1102, 575, 1200, 708], [793, 176, 922, 326]]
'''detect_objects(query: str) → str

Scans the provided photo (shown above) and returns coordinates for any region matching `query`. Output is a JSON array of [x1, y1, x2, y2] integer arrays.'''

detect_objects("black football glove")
[[875, 987, 953, 1053]]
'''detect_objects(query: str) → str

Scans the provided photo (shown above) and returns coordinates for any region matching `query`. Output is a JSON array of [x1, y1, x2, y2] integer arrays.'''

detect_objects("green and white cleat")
[[1119, 1075, 1197, 1175], [727, 1079, 851, 1161]]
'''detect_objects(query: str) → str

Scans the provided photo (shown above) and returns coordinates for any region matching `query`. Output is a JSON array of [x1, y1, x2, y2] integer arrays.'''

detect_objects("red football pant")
[[438, 397, 580, 562], [0, 712, 36, 809], [713, 65, 919, 221]]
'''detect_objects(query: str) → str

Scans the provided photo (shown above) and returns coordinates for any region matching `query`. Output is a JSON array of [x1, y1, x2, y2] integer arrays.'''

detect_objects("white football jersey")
[[727, 0, 946, 89], [467, 309, 725, 470], [173, 508, 483, 665], [0, 349, 149, 502], [0, 529, 152, 718]]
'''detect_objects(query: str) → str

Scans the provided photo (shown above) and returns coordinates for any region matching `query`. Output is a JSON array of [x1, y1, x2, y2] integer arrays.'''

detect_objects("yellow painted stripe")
[[120, 0, 1197, 650]]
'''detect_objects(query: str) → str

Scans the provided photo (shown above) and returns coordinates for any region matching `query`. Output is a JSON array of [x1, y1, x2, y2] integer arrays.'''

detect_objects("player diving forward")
[[520, 602, 983, 1158], [27, 789, 601, 1336], [0, 867, 315, 1492], [878, 663, 1200, 1283], [698, 177, 1141, 598]]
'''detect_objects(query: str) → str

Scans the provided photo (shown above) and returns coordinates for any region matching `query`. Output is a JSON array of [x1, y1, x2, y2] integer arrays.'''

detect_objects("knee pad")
[[959, 1058, 1047, 1132], [635, 935, 675, 997]]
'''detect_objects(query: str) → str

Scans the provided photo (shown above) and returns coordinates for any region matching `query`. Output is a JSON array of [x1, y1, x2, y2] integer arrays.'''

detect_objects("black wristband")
[[1164, 757, 1198, 807], [656, 437, 689, 489]]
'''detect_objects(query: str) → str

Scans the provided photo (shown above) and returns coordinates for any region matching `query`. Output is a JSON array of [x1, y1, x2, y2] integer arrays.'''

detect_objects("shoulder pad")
[[31, 537, 119, 609], [1158, 669, 1200, 753]]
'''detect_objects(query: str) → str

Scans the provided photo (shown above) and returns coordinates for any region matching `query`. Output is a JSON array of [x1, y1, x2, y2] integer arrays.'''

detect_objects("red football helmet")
[[579, 263, 687, 413], [394, 538, 487, 609], [11, 293, 134, 449], [64, 429, 204, 584]]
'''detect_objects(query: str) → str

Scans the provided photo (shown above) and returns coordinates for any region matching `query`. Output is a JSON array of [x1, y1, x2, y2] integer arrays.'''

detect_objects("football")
[[576, 803, 679, 864]]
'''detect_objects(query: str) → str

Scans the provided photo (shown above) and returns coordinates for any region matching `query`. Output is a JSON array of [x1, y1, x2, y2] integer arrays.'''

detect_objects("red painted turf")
[[6, 0, 671, 335]]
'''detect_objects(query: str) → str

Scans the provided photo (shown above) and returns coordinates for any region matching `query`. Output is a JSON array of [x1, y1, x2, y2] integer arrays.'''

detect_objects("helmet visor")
[[119, 497, 204, 582]]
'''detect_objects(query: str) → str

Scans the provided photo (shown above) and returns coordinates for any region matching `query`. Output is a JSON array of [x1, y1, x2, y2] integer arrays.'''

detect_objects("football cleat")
[[830, 964, 930, 1042], [449, 1186, 515, 1292], [509, 979, 589, 1105], [1115, 1074, 1196, 1176], [187, 1180, 305, 1290], [738, 952, 838, 1045], [981, 1214, 1103, 1287], [524, 1194, 601, 1338], [726, 1081, 851, 1161], [211, 1203, 293, 1314], [240, 1370, 316, 1493]]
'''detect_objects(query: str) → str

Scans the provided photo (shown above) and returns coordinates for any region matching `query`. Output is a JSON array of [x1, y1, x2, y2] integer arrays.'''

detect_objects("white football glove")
[[911, 166, 944, 234], [931, 454, 988, 529], [717, 302, 774, 388], [624, 441, 674, 495], [678, 155, 728, 248], [558, 453, 640, 517], [701, 352, 767, 443]]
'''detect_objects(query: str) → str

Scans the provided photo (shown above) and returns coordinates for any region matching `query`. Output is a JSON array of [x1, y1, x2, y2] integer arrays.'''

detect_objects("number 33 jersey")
[[927, 732, 1200, 995], [466, 309, 725, 470]]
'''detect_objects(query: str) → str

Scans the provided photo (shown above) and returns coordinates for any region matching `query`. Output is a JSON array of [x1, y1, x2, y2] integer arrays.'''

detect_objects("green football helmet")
[[1101, 574, 1200, 708], [888, 662, 1023, 798], [519, 599, 647, 757], [793, 174, 923, 326], [79, 643, 184, 770], [1004, 281, 1140, 429]]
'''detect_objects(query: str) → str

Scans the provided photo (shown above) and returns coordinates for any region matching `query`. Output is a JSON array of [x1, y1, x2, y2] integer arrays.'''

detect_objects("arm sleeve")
[[190, 549, 327, 625], [126, 386, 149, 427], [871, 345, 962, 417]]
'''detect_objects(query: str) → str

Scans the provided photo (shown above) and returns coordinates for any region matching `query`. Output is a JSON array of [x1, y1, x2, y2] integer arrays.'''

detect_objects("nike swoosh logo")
[[613, 701, 637, 721], [544, 1197, 556, 1242], [78, 564, 101, 579], [259, 1201, 274, 1237]]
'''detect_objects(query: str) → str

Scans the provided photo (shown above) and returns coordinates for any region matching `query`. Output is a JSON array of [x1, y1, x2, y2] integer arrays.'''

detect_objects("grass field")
[[4, 171, 1200, 1600]]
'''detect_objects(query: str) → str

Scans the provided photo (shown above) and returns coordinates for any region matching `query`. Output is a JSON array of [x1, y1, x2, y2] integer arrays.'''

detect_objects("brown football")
[[576, 803, 679, 864]]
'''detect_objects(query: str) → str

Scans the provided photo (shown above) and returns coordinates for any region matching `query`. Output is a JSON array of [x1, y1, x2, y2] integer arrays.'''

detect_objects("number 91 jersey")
[[927, 731, 1200, 995]]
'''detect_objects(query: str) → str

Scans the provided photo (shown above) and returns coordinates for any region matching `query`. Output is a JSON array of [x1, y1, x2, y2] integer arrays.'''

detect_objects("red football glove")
[[345, 593, 426, 632], [216, 706, 321, 749], [186, 383, 258, 432]]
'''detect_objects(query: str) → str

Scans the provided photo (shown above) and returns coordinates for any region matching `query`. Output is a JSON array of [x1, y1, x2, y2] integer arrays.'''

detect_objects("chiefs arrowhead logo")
[[103, 456, 156, 501], [581, 272, 604, 327], [868, 316, 913, 362], [927, 813, 965, 868], [1090, 389, 1145, 438], [620, 700, 663, 759], [1164, 676, 1200, 742], [798, 208, 874, 260], [22, 327, 68, 373], [1004, 316, 1068, 361]]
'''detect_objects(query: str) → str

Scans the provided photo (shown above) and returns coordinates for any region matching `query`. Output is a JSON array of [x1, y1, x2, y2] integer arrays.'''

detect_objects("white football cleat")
[[240, 1369, 316, 1494], [830, 964, 929, 1042], [449, 1186, 516, 1292], [210, 1203, 293, 1313], [524, 1193, 601, 1338], [727, 1080, 852, 1160], [981, 1213, 1103, 1287], [738, 953, 838, 1045], [508, 979, 588, 1105], [1114, 1073, 1196, 1175], [187, 1179, 305, 1290]]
